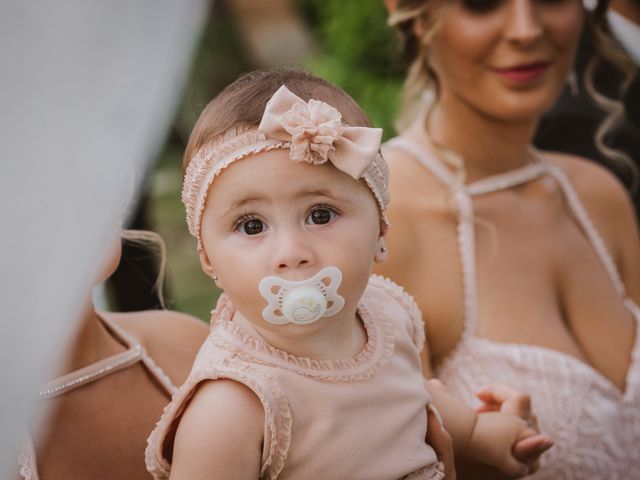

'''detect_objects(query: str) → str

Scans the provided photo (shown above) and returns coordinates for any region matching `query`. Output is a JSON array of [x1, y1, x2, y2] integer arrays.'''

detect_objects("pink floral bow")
[[258, 85, 382, 179]]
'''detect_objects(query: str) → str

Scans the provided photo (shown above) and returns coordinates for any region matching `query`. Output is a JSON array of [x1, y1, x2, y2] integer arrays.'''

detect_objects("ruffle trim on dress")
[[17, 437, 38, 480], [209, 293, 395, 383], [145, 358, 292, 480], [369, 274, 425, 352], [623, 298, 640, 401], [403, 461, 445, 479]]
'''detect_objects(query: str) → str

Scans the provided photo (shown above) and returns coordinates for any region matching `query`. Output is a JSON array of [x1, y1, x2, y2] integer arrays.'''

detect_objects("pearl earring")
[[568, 71, 579, 97]]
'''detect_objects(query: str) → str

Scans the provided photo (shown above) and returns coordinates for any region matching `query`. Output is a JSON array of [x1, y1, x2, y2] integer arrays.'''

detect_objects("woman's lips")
[[493, 61, 550, 83]]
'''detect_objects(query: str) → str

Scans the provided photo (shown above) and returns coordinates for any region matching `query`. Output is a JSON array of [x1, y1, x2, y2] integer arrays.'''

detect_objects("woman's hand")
[[426, 402, 456, 480]]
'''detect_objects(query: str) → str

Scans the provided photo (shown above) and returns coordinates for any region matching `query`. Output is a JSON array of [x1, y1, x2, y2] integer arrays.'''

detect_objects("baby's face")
[[199, 148, 383, 328]]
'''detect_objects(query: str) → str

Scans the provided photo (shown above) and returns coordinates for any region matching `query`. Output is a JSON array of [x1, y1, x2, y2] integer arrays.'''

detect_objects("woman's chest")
[[412, 189, 629, 364]]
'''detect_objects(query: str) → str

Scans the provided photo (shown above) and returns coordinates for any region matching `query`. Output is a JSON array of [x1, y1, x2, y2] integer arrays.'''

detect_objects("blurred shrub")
[[294, 0, 405, 139]]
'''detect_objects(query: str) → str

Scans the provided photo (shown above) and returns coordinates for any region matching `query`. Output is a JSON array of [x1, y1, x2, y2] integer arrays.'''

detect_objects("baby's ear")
[[198, 248, 215, 276], [374, 218, 389, 263], [199, 249, 223, 287]]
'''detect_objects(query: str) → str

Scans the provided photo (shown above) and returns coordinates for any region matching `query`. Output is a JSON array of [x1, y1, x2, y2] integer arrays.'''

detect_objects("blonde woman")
[[377, 0, 640, 478]]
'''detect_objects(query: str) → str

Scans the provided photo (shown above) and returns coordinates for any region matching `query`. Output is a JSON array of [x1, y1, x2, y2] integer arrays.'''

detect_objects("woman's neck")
[[409, 95, 539, 183], [235, 308, 367, 361], [55, 300, 126, 378]]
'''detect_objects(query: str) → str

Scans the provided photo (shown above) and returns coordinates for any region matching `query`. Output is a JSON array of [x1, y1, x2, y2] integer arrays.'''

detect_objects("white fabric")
[[0, 1, 207, 476], [608, 9, 640, 65]]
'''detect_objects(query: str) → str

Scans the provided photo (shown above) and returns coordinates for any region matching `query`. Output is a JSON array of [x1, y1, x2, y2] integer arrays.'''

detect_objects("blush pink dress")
[[146, 276, 444, 480], [18, 312, 177, 480], [386, 137, 640, 479]]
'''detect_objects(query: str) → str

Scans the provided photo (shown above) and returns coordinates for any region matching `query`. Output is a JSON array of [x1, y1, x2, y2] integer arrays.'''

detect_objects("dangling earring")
[[568, 70, 579, 97]]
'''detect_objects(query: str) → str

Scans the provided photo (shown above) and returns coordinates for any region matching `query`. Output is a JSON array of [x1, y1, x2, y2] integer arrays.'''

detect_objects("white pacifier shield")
[[258, 266, 345, 325], [282, 287, 326, 325]]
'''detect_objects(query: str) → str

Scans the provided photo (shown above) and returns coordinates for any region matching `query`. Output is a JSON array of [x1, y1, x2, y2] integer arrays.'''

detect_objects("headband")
[[182, 85, 389, 250]]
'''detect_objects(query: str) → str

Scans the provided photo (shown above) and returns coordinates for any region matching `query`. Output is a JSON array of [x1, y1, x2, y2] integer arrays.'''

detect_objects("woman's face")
[[426, 0, 585, 122]]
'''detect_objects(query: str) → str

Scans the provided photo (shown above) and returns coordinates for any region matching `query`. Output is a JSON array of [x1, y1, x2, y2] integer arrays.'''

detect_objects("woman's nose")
[[271, 229, 316, 273], [504, 0, 544, 47]]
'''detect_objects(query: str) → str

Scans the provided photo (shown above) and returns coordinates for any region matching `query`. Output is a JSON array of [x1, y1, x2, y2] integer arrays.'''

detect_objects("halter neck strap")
[[385, 137, 629, 338], [37, 312, 177, 400]]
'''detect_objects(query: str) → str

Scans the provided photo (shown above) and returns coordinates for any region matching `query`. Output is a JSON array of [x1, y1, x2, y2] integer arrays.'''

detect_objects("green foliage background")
[[295, 0, 405, 139]]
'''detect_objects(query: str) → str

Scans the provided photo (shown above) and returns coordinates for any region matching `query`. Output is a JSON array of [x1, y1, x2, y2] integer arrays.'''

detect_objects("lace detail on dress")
[[369, 274, 425, 352], [145, 358, 292, 480], [436, 328, 640, 479], [17, 437, 38, 480], [209, 293, 396, 383], [403, 461, 445, 480]]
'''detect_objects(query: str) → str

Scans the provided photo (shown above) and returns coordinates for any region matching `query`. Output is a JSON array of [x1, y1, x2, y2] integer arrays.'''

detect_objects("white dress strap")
[[384, 137, 480, 336], [37, 345, 143, 400], [454, 191, 479, 338], [99, 312, 178, 396], [384, 137, 460, 190], [466, 162, 548, 196], [545, 164, 627, 298]]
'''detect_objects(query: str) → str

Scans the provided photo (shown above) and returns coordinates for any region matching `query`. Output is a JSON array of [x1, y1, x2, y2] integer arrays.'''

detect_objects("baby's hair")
[[183, 67, 373, 172]]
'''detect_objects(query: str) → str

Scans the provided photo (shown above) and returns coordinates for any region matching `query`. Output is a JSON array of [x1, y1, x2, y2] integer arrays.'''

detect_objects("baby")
[[145, 68, 550, 479]]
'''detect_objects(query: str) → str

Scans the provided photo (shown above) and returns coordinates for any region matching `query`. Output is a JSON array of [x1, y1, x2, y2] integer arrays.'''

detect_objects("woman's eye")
[[307, 208, 337, 225], [238, 218, 265, 235], [462, 0, 502, 13]]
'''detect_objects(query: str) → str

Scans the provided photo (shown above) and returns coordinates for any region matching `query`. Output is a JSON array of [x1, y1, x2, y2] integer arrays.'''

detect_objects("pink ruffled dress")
[[386, 137, 640, 479], [146, 276, 444, 480]]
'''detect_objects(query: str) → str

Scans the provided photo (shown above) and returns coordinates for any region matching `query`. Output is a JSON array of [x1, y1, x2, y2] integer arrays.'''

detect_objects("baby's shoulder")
[[365, 275, 425, 351]]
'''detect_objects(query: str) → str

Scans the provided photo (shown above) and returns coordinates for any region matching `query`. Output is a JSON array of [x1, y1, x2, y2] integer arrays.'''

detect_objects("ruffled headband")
[[182, 85, 390, 250]]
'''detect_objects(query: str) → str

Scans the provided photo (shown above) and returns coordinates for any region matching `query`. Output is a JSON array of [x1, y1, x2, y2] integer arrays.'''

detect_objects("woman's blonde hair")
[[121, 229, 167, 309], [389, 0, 637, 182]]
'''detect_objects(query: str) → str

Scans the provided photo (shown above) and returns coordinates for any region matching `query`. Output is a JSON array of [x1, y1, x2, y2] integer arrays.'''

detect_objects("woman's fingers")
[[426, 404, 456, 480]]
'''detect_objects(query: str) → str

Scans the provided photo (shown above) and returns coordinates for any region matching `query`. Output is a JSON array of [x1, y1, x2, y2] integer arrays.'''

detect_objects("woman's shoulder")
[[383, 136, 449, 201], [109, 309, 209, 385], [544, 150, 638, 265], [544, 150, 632, 210]]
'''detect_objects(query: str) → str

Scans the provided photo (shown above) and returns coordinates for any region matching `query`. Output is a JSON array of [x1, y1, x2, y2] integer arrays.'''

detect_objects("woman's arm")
[[169, 379, 264, 480]]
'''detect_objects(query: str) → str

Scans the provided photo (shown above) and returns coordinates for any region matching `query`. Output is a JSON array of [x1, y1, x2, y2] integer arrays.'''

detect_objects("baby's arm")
[[169, 379, 264, 480], [426, 380, 533, 477]]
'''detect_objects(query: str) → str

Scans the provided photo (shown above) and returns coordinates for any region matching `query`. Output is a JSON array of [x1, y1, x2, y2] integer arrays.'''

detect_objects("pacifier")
[[258, 266, 345, 325]]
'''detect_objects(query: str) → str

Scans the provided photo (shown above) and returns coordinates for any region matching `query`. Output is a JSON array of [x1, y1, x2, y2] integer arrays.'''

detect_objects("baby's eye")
[[306, 207, 338, 225], [237, 218, 266, 235]]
